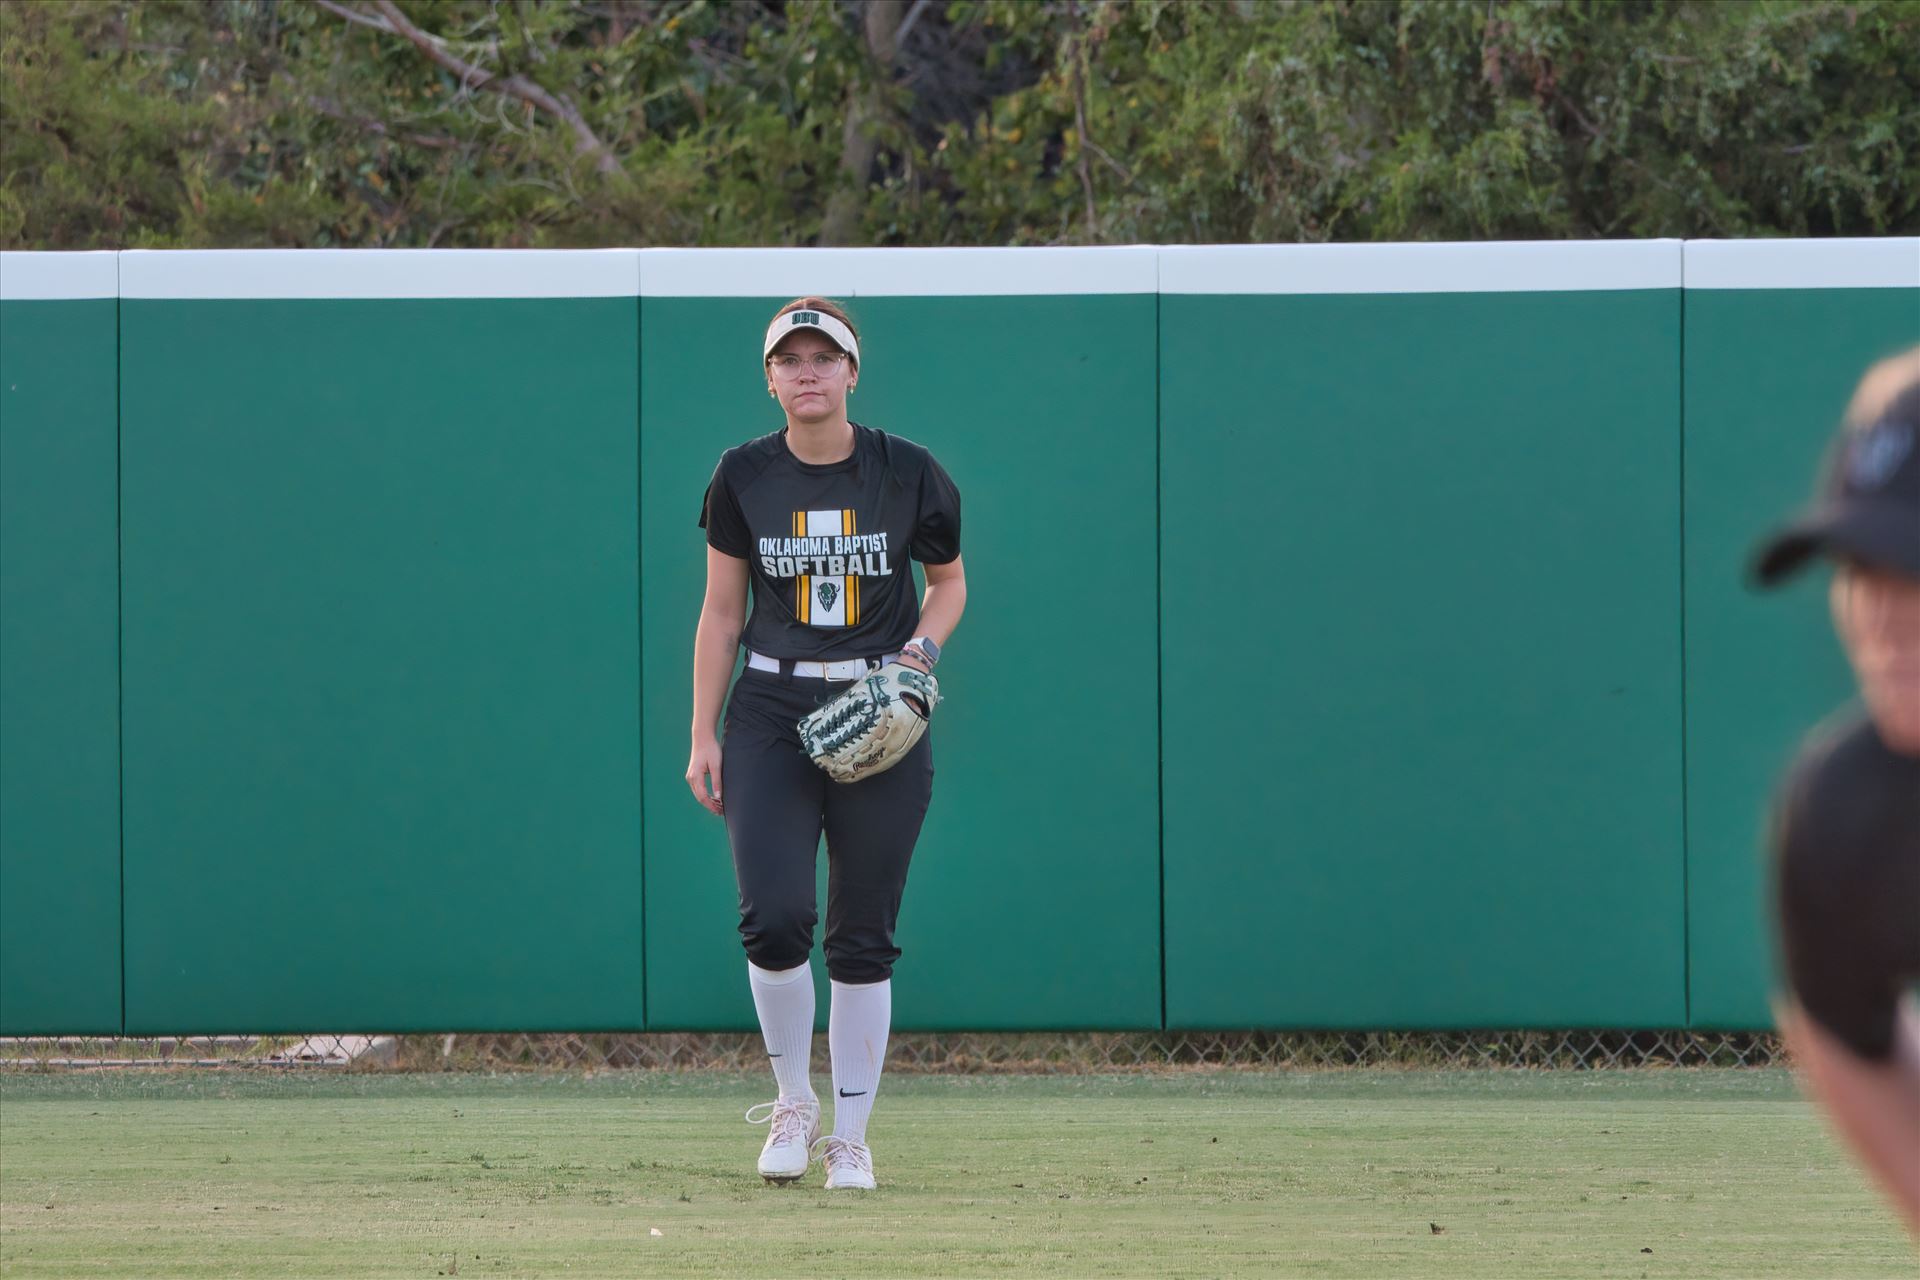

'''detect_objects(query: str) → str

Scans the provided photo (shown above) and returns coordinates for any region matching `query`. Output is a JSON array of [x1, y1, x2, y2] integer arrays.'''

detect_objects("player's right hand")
[[686, 737, 725, 817]]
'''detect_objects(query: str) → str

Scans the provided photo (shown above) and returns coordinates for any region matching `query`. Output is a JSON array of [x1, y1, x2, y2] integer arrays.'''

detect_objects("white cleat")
[[813, 1135, 876, 1190], [746, 1096, 820, 1183]]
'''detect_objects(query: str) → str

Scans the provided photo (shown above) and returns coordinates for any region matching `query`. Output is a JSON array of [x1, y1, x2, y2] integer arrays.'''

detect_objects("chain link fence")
[[0, 1030, 1782, 1073]]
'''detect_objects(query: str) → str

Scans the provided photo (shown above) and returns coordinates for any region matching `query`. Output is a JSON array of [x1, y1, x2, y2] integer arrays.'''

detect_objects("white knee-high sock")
[[748, 960, 816, 1101], [829, 978, 891, 1143]]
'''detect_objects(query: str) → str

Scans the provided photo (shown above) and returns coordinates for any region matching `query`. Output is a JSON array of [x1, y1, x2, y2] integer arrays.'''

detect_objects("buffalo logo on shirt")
[[757, 509, 894, 628]]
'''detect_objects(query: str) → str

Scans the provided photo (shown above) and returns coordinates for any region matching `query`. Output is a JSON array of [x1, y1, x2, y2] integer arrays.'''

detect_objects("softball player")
[[685, 297, 966, 1190], [1751, 346, 1920, 1237]]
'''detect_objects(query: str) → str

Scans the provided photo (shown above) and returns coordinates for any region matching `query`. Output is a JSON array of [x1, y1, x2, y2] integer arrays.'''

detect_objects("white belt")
[[746, 650, 898, 681]]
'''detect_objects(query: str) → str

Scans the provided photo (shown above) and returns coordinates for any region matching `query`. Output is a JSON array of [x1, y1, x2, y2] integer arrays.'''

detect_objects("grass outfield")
[[0, 1069, 1909, 1278]]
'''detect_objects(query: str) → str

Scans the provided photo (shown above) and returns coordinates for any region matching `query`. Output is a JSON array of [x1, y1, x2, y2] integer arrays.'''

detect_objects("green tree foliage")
[[2, 0, 1915, 249]]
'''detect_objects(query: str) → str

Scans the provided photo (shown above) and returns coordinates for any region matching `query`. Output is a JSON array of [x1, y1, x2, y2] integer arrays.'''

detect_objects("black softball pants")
[[721, 666, 934, 984]]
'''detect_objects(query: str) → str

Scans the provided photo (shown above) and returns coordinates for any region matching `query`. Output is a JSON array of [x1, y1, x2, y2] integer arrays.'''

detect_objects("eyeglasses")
[[767, 351, 850, 379]]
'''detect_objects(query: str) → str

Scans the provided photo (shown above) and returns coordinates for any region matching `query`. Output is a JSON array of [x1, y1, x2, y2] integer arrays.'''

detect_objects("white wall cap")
[[0, 252, 119, 301], [1684, 238, 1919, 290], [1158, 240, 1683, 294], [640, 246, 1159, 297], [119, 249, 640, 299]]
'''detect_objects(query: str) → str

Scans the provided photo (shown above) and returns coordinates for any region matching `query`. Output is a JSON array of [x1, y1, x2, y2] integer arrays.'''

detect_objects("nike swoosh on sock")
[[838, 1089, 866, 1098]]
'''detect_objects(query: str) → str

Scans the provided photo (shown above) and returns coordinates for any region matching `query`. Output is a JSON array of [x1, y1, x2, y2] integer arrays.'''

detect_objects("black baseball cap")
[[1751, 367, 1920, 587]]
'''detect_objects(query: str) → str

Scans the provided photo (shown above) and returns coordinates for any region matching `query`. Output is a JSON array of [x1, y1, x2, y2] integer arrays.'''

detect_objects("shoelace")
[[809, 1134, 872, 1175], [744, 1097, 815, 1147]]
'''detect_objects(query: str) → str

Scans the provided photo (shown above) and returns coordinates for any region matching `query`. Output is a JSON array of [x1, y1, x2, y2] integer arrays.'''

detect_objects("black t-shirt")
[[699, 423, 961, 661], [1770, 711, 1920, 1060]]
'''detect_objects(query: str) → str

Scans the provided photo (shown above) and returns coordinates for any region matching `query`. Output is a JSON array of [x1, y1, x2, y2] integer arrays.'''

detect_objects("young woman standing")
[[686, 297, 966, 1190]]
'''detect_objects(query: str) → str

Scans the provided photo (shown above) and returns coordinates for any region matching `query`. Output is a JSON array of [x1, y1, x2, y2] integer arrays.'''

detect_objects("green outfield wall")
[[0, 254, 123, 1034], [114, 251, 644, 1034], [1680, 240, 1920, 1030], [1159, 243, 1688, 1029], [0, 240, 1912, 1035]]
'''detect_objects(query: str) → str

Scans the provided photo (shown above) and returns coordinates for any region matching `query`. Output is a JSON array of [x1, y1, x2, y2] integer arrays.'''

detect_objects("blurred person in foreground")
[[1751, 345, 1920, 1239]]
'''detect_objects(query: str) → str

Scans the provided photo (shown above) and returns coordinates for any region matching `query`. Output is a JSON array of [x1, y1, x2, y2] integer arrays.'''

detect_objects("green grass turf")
[[0, 1069, 1910, 1278]]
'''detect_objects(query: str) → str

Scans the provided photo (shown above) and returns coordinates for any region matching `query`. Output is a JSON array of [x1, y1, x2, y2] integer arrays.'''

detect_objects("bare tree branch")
[[318, 0, 621, 176], [821, 0, 907, 246], [1085, 134, 1134, 188], [1070, 27, 1098, 237], [304, 95, 461, 150], [894, 0, 934, 47], [311, 0, 407, 38], [315, 0, 503, 61], [369, 0, 617, 170]]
